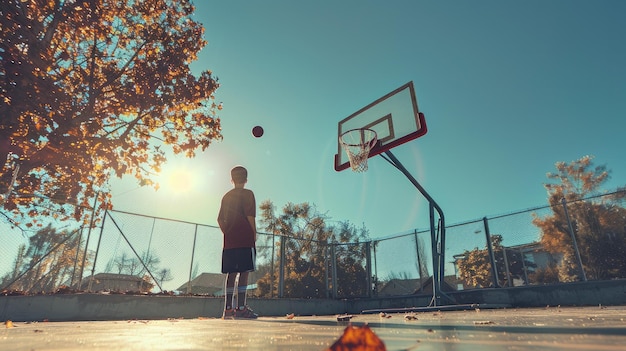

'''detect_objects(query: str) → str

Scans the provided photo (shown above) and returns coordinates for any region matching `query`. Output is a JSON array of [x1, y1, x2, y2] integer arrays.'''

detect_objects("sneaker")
[[234, 306, 258, 319], [222, 308, 235, 320]]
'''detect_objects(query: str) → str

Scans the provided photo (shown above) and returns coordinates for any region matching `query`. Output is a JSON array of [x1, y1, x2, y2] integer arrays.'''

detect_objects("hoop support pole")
[[382, 150, 453, 306]]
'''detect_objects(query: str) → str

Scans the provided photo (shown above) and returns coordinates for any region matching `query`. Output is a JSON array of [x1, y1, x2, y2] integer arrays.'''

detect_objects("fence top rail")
[[107, 209, 219, 229], [104, 188, 626, 246], [447, 188, 626, 226]]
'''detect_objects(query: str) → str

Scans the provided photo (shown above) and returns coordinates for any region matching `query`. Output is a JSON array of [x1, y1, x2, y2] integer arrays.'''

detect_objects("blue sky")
[[111, 0, 626, 239]]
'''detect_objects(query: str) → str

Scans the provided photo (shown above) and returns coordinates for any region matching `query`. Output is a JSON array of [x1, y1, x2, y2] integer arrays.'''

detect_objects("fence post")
[[86, 209, 108, 292], [70, 226, 85, 288], [186, 224, 198, 294], [519, 248, 529, 285], [331, 243, 338, 299], [414, 229, 424, 293], [365, 241, 372, 298], [279, 235, 285, 297], [78, 193, 99, 290], [324, 244, 330, 298], [372, 242, 378, 296], [502, 247, 512, 287], [483, 217, 500, 288], [270, 232, 275, 298], [561, 198, 587, 281]]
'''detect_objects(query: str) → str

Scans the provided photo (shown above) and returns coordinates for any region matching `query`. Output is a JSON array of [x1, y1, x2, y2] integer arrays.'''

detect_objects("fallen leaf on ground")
[[286, 313, 295, 319], [327, 324, 386, 351], [5, 320, 14, 328], [473, 320, 494, 325], [404, 313, 418, 321]]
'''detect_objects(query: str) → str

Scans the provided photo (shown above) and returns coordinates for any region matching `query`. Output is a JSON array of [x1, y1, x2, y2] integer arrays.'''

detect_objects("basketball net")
[[339, 128, 377, 172]]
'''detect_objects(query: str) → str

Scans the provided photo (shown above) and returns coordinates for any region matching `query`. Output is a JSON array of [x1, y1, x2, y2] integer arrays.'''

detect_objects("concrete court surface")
[[2, 306, 626, 351]]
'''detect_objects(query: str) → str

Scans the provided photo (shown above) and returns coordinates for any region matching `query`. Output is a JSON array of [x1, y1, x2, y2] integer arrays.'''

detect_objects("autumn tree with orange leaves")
[[0, 0, 221, 227], [256, 201, 372, 299], [533, 156, 626, 282]]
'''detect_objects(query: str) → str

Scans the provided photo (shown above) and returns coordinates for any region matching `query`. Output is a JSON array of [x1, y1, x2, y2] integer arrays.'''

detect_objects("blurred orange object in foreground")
[[326, 324, 386, 351]]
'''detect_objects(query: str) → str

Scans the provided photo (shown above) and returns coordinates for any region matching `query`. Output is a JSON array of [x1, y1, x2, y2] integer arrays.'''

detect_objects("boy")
[[217, 166, 258, 319]]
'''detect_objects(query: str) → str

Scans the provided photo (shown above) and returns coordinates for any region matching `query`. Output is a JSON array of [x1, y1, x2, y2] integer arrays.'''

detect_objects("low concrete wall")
[[2, 280, 626, 322], [1, 294, 218, 322], [0, 294, 348, 322], [447, 279, 626, 307], [346, 280, 626, 313]]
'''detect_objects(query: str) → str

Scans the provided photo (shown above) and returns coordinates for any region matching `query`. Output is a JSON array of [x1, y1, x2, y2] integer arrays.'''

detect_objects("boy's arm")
[[217, 204, 225, 232], [217, 217, 225, 232], [247, 216, 256, 241]]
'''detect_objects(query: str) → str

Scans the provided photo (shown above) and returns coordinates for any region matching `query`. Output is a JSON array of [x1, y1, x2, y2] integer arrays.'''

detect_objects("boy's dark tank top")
[[219, 188, 256, 249]]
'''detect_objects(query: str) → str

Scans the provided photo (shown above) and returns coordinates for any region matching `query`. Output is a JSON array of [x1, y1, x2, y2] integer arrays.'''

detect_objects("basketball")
[[252, 126, 264, 138]]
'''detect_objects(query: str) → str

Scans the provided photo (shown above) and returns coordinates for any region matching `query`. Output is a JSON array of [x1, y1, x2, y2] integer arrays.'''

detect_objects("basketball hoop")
[[339, 128, 378, 172]]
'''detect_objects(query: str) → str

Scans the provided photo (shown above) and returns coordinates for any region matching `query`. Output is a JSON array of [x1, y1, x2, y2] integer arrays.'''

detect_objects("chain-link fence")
[[2, 189, 625, 298], [446, 190, 626, 290]]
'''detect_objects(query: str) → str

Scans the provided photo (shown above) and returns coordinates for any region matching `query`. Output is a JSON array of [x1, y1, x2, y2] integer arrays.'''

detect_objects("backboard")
[[334, 81, 427, 171]]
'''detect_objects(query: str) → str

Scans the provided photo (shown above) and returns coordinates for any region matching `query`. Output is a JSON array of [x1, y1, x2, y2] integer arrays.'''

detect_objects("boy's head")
[[231, 166, 248, 184]]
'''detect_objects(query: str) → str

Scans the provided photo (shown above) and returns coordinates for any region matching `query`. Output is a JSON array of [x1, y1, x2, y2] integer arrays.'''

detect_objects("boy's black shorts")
[[221, 247, 256, 273]]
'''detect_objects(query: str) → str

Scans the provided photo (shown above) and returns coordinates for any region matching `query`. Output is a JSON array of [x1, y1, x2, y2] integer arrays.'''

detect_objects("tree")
[[256, 201, 371, 299], [332, 221, 371, 298], [110, 252, 131, 274], [0, 243, 26, 289], [155, 268, 173, 287], [456, 245, 493, 289], [1, 224, 88, 292], [533, 156, 626, 281], [0, 0, 221, 226], [102, 249, 168, 292], [528, 263, 560, 285], [107, 249, 162, 276], [456, 235, 535, 288]]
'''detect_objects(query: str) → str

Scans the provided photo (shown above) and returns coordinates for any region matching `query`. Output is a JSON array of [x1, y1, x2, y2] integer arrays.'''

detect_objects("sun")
[[165, 168, 194, 194]]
